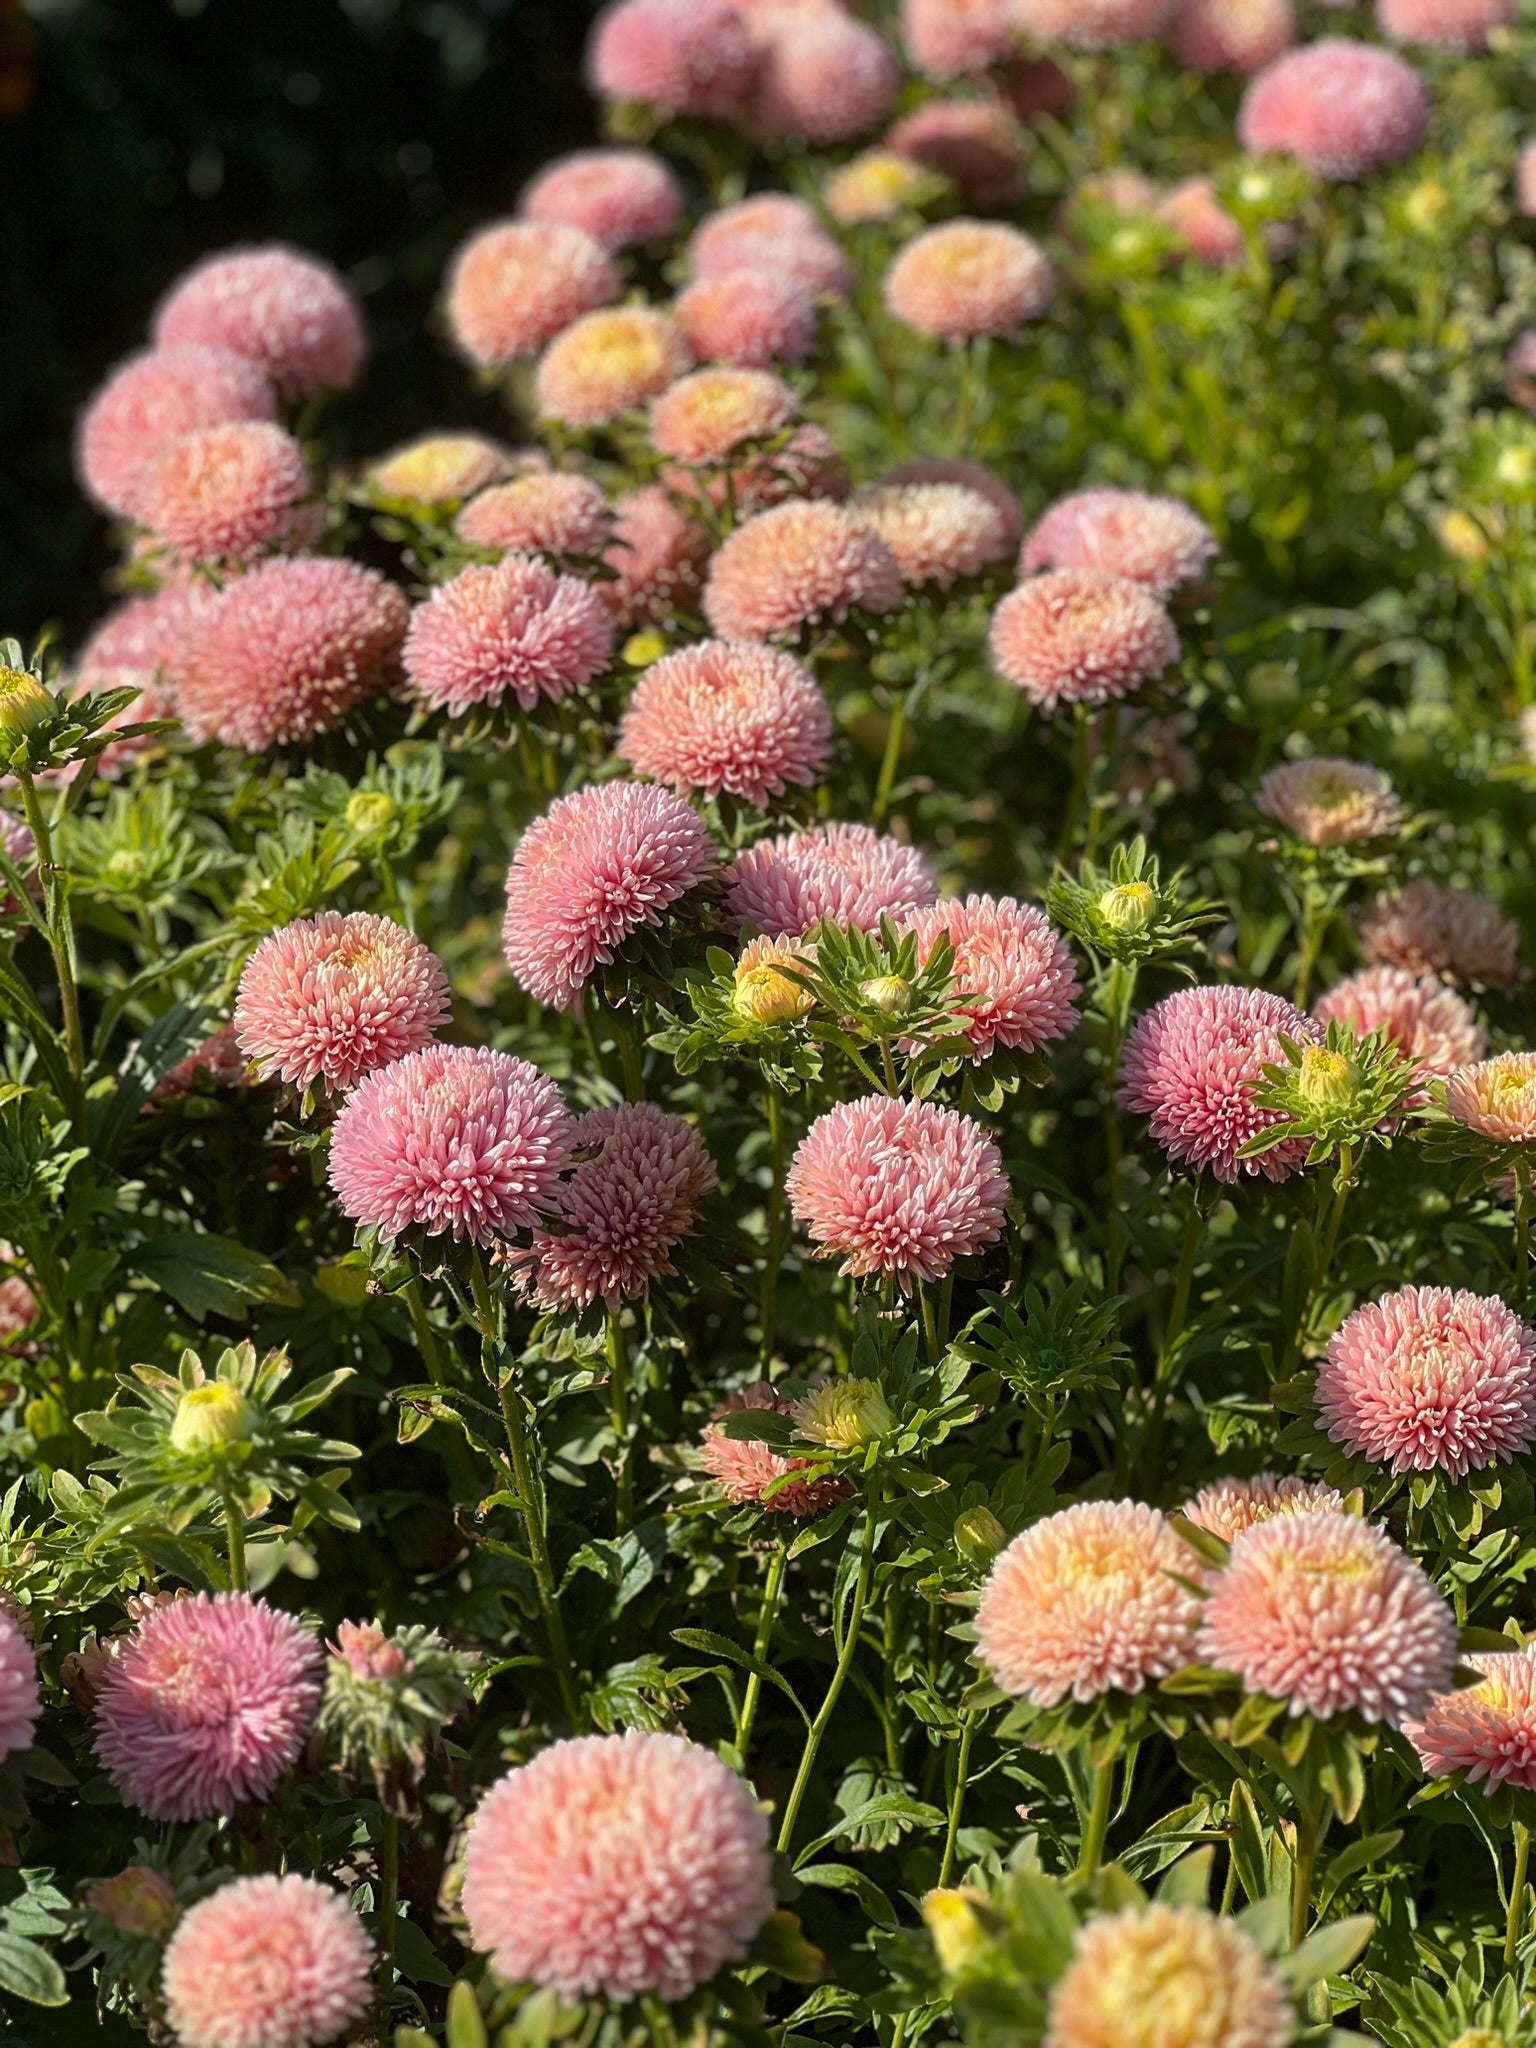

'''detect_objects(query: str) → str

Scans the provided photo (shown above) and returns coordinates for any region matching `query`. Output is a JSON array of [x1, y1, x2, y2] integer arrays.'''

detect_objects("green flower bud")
[[0, 667, 53, 739], [1244, 662, 1300, 712], [169, 1381, 256, 1455], [1097, 881, 1157, 934], [953, 1505, 1007, 1571], [345, 791, 397, 839], [859, 974, 914, 1018], [1297, 1045, 1358, 1108]]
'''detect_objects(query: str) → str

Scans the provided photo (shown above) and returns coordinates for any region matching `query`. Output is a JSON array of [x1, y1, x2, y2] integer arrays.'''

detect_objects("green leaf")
[[670, 1628, 809, 1723], [793, 1793, 945, 1867], [1323, 1830, 1403, 1895], [751, 1909, 827, 1984], [129, 1232, 302, 1319], [796, 1861, 900, 1929], [0, 1930, 68, 2005], [1278, 1913, 1375, 1993], [444, 1979, 488, 2048], [1228, 1780, 1271, 1906]]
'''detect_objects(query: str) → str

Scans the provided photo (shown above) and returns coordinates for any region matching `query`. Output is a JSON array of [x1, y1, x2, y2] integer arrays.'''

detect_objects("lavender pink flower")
[[723, 821, 937, 936], [1021, 489, 1219, 597], [586, 0, 760, 121], [75, 343, 275, 520], [618, 639, 833, 806], [905, 894, 1081, 1061], [990, 570, 1180, 711]]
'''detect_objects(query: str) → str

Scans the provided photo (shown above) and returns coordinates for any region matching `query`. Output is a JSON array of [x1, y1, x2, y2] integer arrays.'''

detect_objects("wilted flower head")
[[403, 557, 615, 718], [884, 219, 1054, 340], [905, 894, 1081, 1061], [825, 150, 939, 225], [1238, 39, 1430, 181], [1405, 1644, 1536, 1794], [618, 639, 832, 806], [1012, 0, 1177, 47], [787, 1094, 1009, 1286], [1377, 0, 1512, 50], [977, 1501, 1201, 1707], [650, 367, 798, 467], [1360, 877, 1524, 994], [234, 911, 450, 1094], [1021, 489, 1219, 597], [793, 1375, 897, 1449], [674, 270, 818, 369], [134, 420, 316, 566], [854, 482, 1013, 590], [1044, 1904, 1295, 2048], [1445, 1053, 1536, 1145], [1313, 965, 1485, 1079], [94, 1593, 323, 1821], [1183, 1473, 1343, 1544], [724, 820, 937, 937], [601, 486, 713, 628], [901, 0, 1019, 78], [319, 1620, 477, 1792], [503, 781, 717, 1010], [1169, 0, 1296, 71], [153, 243, 366, 398], [1121, 983, 1320, 1183], [886, 99, 1027, 208], [537, 306, 694, 431], [456, 473, 612, 560], [75, 343, 275, 519], [86, 1865, 181, 1941], [161, 1875, 373, 2048], [1199, 1510, 1459, 1723], [704, 499, 903, 640], [700, 1383, 852, 1514], [885, 457, 1023, 547], [586, 0, 760, 120], [1157, 177, 1247, 268], [460, 1731, 775, 2003], [520, 147, 683, 251], [445, 220, 620, 368], [690, 194, 853, 302], [990, 570, 1180, 712], [0, 1610, 39, 1761], [368, 434, 520, 506], [1256, 756, 1400, 845]]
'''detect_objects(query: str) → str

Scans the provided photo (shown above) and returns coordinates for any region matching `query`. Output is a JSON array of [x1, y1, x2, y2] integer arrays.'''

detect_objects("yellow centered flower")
[[0, 667, 53, 737], [169, 1382, 256, 1455], [793, 1376, 896, 1451], [1298, 1045, 1357, 1107], [733, 938, 813, 1026]]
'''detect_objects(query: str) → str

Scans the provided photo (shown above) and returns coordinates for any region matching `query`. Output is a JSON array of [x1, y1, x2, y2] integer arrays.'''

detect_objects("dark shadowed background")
[[1, 0, 603, 641]]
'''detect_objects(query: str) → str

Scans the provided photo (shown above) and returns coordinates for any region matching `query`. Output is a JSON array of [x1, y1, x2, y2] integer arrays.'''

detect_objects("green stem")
[[1076, 1756, 1116, 1880], [377, 1808, 399, 2005], [1101, 960, 1137, 1294], [612, 1008, 645, 1102], [872, 692, 909, 829], [761, 1082, 785, 1368], [401, 1276, 444, 1385], [880, 1035, 902, 1098], [1289, 1792, 1330, 1950], [607, 1313, 633, 1535], [1508, 1821, 1531, 1970], [1144, 1190, 1205, 1483], [938, 1713, 980, 1888], [920, 1287, 940, 1366], [15, 765, 85, 1119], [222, 1489, 247, 1594], [776, 1489, 880, 1855], [1282, 1148, 1353, 1382], [1055, 707, 1095, 863], [1293, 879, 1326, 1011], [736, 1538, 789, 1760], [1515, 1162, 1531, 1308]]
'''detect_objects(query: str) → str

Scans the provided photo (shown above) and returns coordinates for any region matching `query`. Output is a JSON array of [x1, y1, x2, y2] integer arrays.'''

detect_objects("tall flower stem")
[[1076, 1756, 1116, 1880], [15, 764, 85, 1121], [938, 1712, 980, 1888], [1099, 959, 1138, 1293], [401, 1276, 444, 1384], [377, 1809, 400, 2004], [760, 1081, 786, 1367], [1289, 1790, 1331, 1949], [736, 1537, 788, 1760], [221, 1488, 248, 1594], [1507, 1821, 1532, 1970], [872, 690, 909, 829], [1142, 1188, 1205, 1485], [776, 1487, 880, 1855], [607, 1312, 633, 1534]]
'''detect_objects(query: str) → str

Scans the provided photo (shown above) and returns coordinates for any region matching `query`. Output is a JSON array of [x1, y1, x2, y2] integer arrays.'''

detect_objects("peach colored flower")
[[1169, 0, 1295, 71], [519, 146, 683, 251], [704, 499, 902, 640], [750, 0, 902, 144], [153, 243, 365, 398], [1183, 1474, 1343, 1545], [456, 473, 612, 559], [1445, 1052, 1536, 1145], [1238, 39, 1430, 180], [135, 420, 316, 566], [885, 219, 1054, 340], [586, 0, 760, 120], [854, 482, 1012, 589], [618, 638, 832, 806], [75, 343, 274, 520], [1360, 878, 1524, 994], [990, 570, 1179, 711], [1377, 0, 1512, 50], [1405, 1644, 1536, 1793], [905, 894, 1081, 1060], [1013, 0, 1176, 46], [649, 367, 797, 467], [674, 270, 818, 369], [161, 1874, 373, 2048], [446, 220, 620, 368], [368, 433, 521, 505], [1257, 756, 1401, 845], [1045, 1904, 1294, 2048], [901, 0, 1019, 77], [537, 306, 693, 430], [601, 486, 713, 629], [1313, 965, 1484, 1080], [700, 1383, 852, 1514], [1021, 488, 1218, 597]]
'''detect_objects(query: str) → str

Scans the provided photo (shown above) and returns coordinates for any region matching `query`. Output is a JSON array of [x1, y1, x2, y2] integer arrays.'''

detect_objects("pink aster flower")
[[677, 426, 850, 522], [724, 821, 937, 936], [649, 367, 798, 469], [1012, 0, 1177, 46], [1183, 1473, 1343, 1544], [537, 306, 694, 431], [368, 434, 523, 506], [1257, 757, 1400, 845], [456, 473, 612, 560], [1445, 1053, 1536, 1146], [1313, 965, 1485, 1081], [134, 420, 317, 566], [71, 581, 217, 772], [75, 343, 275, 520], [1046, 1904, 1295, 2048], [1169, 0, 1296, 71], [328, 1045, 572, 1243], [1021, 489, 1219, 597], [674, 270, 818, 370], [885, 457, 1023, 547], [586, 0, 760, 120], [787, 1094, 1009, 1287], [1319, 1285, 1536, 1479], [750, 1, 902, 144], [502, 782, 717, 1009], [1199, 1509, 1458, 1724], [885, 219, 1053, 341], [526, 1102, 716, 1311], [153, 244, 366, 399], [445, 220, 620, 368], [0, 1611, 39, 1760], [1360, 878, 1524, 994], [519, 147, 683, 252], [618, 639, 833, 806], [854, 482, 1012, 591], [690, 197, 854, 302], [0, 1242, 38, 1342], [902, 0, 1019, 76], [905, 894, 1081, 1061], [403, 557, 614, 719], [1405, 1645, 1536, 1794], [886, 99, 1026, 208], [977, 1501, 1201, 1707], [601, 486, 713, 628], [700, 1384, 852, 1515], [171, 557, 409, 752], [704, 499, 903, 640], [1157, 177, 1247, 267], [461, 1730, 775, 2003], [150, 1025, 250, 1105], [161, 1874, 373, 2048], [1377, 0, 1512, 48], [1121, 983, 1320, 1183], [990, 570, 1180, 712], [94, 1593, 323, 1821], [1238, 40, 1430, 181], [234, 911, 450, 1093]]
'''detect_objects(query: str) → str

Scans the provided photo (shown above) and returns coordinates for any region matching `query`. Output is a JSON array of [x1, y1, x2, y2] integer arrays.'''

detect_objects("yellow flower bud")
[[1404, 178, 1449, 233], [169, 1381, 256, 1455], [859, 974, 914, 1018], [793, 1377, 896, 1451], [954, 1505, 1007, 1571], [345, 791, 398, 839], [922, 1889, 987, 1976], [623, 629, 669, 668], [0, 667, 53, 739], [733, 941, 813, 1026], [1097, 881, 1157, 934], [1297, 1045, 1358, 1109], [1435, 509, 1492, 564]]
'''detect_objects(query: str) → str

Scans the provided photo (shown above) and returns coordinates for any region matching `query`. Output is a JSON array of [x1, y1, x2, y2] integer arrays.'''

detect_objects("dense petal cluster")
[[134, 420, 315, 565], [519, 146, 683, 250], [884, 220, 1054, 340], [1377, 0, 1513, 50], [990, 570, 1180, 711], [853, 482, 1013, 589], [674, 270, 817, 369], [901, 0, 1019, 78], [403, 556, 615, 716], [446, 220, 619, 367], [0, 1612, 40, 1761], [704, 500, 903, 639], [885, 457, 1023, 546], [587, 0, 760, 120], [1044, 1904, 1295, 2048], [1406, 1645, 1536, 1793], [618, 639, 832, 805], [1238, 40, 1430, 180], [368, 433, 520, 506], [161, 1875, 374, 2048], [1313, 965, 1485, 1079], [700, 1384, 851, 1514], [1183, 1473, 1343, 1544], [649, 367, 798, 466], [690, 193, 853, 302], [602, 486, 713, 627], [1257, 757, 1400, 844], [905, 894, 1081, 1060], [537, 306, 694, 429], [1445, 1052, 1536, 1144], [1360, 877, 1524, 992], [153, 244, 366, 397], [1012, 0, 1177, 46], [723, 821, 937, 936], [1169, 0, 1295, 72], [75, 343, 275, 519], [1020, 489, 1219, 596], [751, 3, 901, 145], [456, 473, 612, 559]]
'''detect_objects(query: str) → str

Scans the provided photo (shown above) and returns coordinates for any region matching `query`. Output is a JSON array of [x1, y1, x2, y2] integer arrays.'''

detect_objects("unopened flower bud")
[[1435, 509, 1491, 564], [623, 629, 669, 668], [335, 1619, 411, 1681], [169, 1381, 256, 1455], [0, 668, 53, 739], [733, 945, 813, 1026], [344, 791, 397, 839], [1096, 882, 1157, 934], [1447, 2034, 1505, 2048], [859, 974, 914, 1018], [954, 1505, 1007, 1571], [793, 1376, 896, 1451], [1498, 444, 1536, 491], [86, 1866, 180, 1940], [1297, 1045, 1358, 1108], [319, 1620, 477, 1799], [922, 1888, 987, 1976]]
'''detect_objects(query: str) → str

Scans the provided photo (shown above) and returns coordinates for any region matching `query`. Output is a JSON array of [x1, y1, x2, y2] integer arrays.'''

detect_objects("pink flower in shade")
[[537, 307, 694, 432], [153, 244, 365, 399], [1313, 965, 1485, 1081], [1183, 1473, 1343, 1544], [901, 0, 1019, 77], [976, 1501, 1201, 1707], [1237, 40, 1429, 181], [990, 570, 1180, 712], [171, 557, 409, 752], [885, 457, 1023, 548], [0, 1612, 40, 1760], [1120, 984, 1320, 1184], [1169, 0, 1296, 71], [1157, 177, 1246, 267], [690, 197, 854, 302], [601, 486, 713, 629], [1506, 331, 1536, 411], [151, 1025, 250, 1105], [368, 434, 523, 506], [787, 1094, 1009, 1287], [403, 557, 615, 719], [519, 147, 683, 252], [1046, 1905, 1295, 2048], [704, 500, 903, 641], [723, 821, 937, 937], [699, 1384, 852, 1514], [1376, 0, 1512, 49], [750, 2, 903, 144], [1000, 53, 1077, 119], [526, 1102, 717, 1311], [1360, 878, 1524, 995], [586, 0, 760, 120], [1012, 0, 1177, 47], [456, 473, 612, 560], [234, 911, 450, 1093], [1318, 1285, 1536, 1479], [445, 221, 620, 368], [1256, 757, 1400, 846], [93, 1594, 323, 1821], [674, 271, 818, 370], [854, 482, 1013, 590], [502, 782, 717, 1010], [884, 219, 1054, 341], [75, 343, 275, 520], [905, 894, 1081, 1061], [886, 100, 1027, 208], [1518, 140, 1536, 217], [328, 1045, 572, 1243], [1198, 1510, 1459, 1725], [1445, 1053, 1536, 1146], [1022, 489, 1219, 597], [133, 421, 317, 566], [71, 582, 218, 773], [0, 1240, 38, 1341], [618, 639, 833, 806], [649, 368, 798, 468], [1405, 1645, 1536, 1795], [161, 1875, 373, 2048]]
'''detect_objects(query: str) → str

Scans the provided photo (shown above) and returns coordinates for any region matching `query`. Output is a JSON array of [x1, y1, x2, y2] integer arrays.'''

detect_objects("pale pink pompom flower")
[[1313, 964, 1484, 1080], [700, 1384, 853, 1515], [503, 782, 717, 1010], [403, 557, 614, 719], [885, 457, 1023, 548], [704, 499, 903, 640], [368, 433, 522, 507], [153, 243, 366, 398], [1405, 1645, 1536, 1795], [690, 197, 854, 302], [601, 486, 713, 629], [456, 474, 612, 560], [586, 0, 760, 120], [1021, 489, 1218, 597], [71, 581, 217, 772], [724, 821, 937, 936], [905, 894, 1081, 1061], [618, 639, 833, 806], [1238, 40, 1429, 181], [1376, 0, 1512, 50], [787, 1095, 1009, 1286], [461, 1730, 775, 2003], [527, 1102, 717, 1311], [1157, 177, 1247, 267], [328, 1045, 572, 1244], [93, 1593, 323, 1821], [445, 221, 620, 369], [1169, 0, 1296, 72], [520, 147, 683, 252], [171, 557, 408, 752], [902, 0, 1019, 77], [75, 343, 275, 520], [1319, 1285, 1536, 1479], [1046, 1905, 1295, 2048], [1445, 1053, 1536, 1147], [1013, 0, 1177, 47], [650, 367, 798, 467], [750, 2, 902, 144], [1518, 140, 1536, 217], [1257, 757, 1400, 846], [854, 483, 1013, 590], [134, 420, 317, 567], [537, 307, 694, 432], [1120, 983, 1320, 1184], [885, 219, 1053, 341], [675, 271, 818, 370], [0, 1241, 38, 1344], [977, 1501, 1201, 1707], [161, 1874, 374, 2048], [0, 1612, 40, 1760], [886, 100, 1026, 208], [1183, 1473, 1343, 1544], [1360, 878, 1524, 994], [1199, 1509, 1459, 1724], [234, 911, 450, 1094], [990, 570, 1180, 712]]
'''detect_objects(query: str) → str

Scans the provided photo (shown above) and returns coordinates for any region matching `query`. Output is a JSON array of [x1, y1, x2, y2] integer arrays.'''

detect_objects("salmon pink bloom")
[[649, 367, 798, 467], [1406, 1645, 1536, 1794], [1021, 489, 1218, 597], [901, 0, 1019, 77], [990, 570, 1180, 711], [1169, 0, 1295, 71], [1183, 1473, 1343, 1544], [586, 0, 760, 120], [519, 147, 683, 251], [456, 473, 612, 560], [1377, 0, 1512, 49], [1238, 40, 1429, 181], [885, 219, 1053, 340], [674, 270, 818, 369], [1256, 757, 1400, 845], [700, 1384, 852, 1515], [1312, 965, 1484, 1080], [905, 894, 1081, 1060], [134, 420, 316, 566], [704, 500, 902, 640], [854, 483, 1013, 589], [403, 557, 615, 718], [537, 306, 693, 430], [161, 1874, 373, 2048], [1360, 878, 1524, 994], [601, 486, 713, 628], [750, 1, 902, 144], [1012, 0, 1177, 46], [153, 243, 366, 398], [75, 343, 274, 520], [724, 821, 937, 936], [618, 639, 832, 806]]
